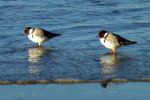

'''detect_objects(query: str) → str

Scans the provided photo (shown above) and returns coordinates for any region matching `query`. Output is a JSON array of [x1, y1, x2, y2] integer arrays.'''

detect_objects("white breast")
[[100, 38, 117, 50], [28, 34, 46, 44]]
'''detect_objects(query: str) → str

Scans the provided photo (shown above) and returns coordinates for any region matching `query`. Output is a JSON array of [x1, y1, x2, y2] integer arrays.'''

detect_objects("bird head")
[[97, 30, 108, 38], [24, 27, 31, 35]]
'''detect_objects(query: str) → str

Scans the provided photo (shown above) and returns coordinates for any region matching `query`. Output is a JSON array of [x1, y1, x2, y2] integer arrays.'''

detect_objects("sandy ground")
[[0, 82, 150, 100]]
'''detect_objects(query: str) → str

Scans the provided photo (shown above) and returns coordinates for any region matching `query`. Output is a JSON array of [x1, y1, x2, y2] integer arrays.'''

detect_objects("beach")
[[0, 0, 150, 99]]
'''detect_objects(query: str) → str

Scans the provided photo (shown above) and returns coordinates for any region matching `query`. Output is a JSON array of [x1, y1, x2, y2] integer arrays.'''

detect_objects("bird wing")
[[105, 33, 120, 46], [32, 28, 45, 37], [32, 28, 60, 39], [41, 28, 61, 38], [113, 33, 136, 46], [41, 29, 54, 38]]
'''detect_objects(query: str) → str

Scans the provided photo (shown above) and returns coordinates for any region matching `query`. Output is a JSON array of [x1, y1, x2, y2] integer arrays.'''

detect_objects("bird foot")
[[108, 51, 116, 54], [37, 45, 42, 47]]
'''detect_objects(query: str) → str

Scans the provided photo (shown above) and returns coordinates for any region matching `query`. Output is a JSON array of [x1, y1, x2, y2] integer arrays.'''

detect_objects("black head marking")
[[98, 30, 108, 38], [24, 27, 31, 35]]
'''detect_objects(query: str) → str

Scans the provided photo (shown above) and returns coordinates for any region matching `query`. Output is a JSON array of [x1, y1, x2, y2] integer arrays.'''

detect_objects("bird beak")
[[96, 35, 99, 38], [23, 33, 26, 35]]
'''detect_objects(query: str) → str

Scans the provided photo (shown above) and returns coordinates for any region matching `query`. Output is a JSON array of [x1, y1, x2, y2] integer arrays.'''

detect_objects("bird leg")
[[38, 43, 42, 47], [108, 49, 117, 54]]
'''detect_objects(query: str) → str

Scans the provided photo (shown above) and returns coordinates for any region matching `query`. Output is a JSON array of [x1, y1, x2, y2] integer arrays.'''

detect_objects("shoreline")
[[1, 79, 150, 85]]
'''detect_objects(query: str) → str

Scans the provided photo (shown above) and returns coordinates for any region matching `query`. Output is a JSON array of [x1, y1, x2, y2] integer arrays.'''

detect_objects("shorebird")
[[97, 30, 137, 54], [24, 27, 61, 47]]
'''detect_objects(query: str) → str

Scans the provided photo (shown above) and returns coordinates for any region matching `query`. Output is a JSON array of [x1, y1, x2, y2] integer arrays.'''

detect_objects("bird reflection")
[[28, 65, 42, 74], [28, 46, 51, 63], [27, 46, 52, 74], [100, 53, 119, 75], [98, 53, 119, 88], [98, 53, 131, 88]]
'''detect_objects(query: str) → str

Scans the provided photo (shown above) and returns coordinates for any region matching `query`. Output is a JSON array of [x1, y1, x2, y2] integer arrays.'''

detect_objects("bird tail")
[[124, 41, 137, 45], [130, 41, 137, 44], [52, 33, 61, 37]]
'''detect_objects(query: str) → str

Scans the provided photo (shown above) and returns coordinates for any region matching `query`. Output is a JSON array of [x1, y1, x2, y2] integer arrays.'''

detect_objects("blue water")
[[0, 0, 150, 82]]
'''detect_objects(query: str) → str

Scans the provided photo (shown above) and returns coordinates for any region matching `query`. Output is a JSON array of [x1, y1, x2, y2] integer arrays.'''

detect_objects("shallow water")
[[0, 0, 150, 83]]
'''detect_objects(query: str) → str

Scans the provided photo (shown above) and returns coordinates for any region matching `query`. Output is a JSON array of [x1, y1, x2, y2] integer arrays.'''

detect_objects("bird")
[[97, 30, 137, 54], [24, 27, 61, 47]]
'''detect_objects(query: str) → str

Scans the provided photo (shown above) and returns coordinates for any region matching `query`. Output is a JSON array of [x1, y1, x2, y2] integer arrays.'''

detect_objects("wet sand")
[[0, 82, 150, 100]]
